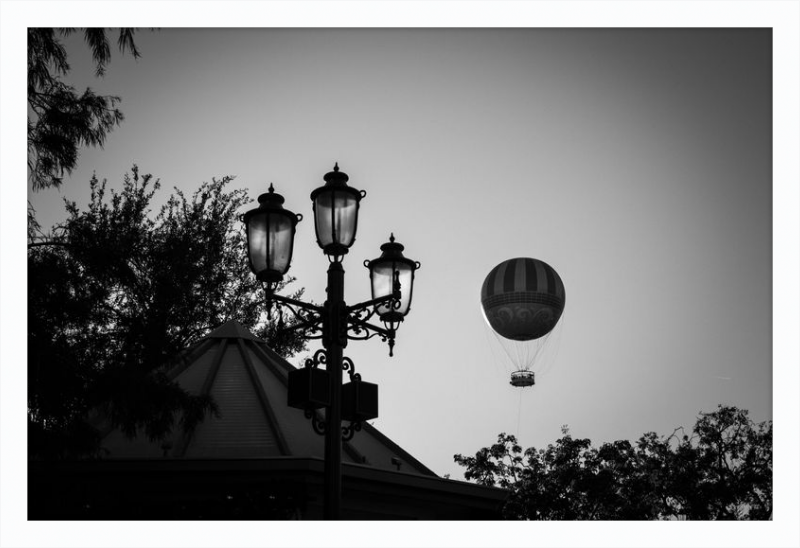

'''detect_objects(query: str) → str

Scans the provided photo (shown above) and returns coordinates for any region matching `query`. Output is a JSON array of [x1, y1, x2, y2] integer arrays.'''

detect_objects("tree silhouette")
[[454, 405, 772, 520], [27, 28, 141, 192], [28, 167, 309, 459]]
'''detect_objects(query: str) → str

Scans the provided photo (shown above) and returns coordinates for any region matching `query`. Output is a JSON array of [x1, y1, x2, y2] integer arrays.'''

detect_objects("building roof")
[[97, 320, 436, 477]]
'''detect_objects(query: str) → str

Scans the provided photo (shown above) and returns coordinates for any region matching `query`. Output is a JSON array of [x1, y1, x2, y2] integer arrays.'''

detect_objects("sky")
[[3, 2, 800, 548], [25, 26, 775, 475]]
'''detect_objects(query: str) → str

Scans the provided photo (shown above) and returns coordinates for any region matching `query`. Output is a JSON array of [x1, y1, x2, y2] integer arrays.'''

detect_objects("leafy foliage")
[[27, 28, 140, 191], [454, 405, 772, 520], [28, 167, 309, 459]]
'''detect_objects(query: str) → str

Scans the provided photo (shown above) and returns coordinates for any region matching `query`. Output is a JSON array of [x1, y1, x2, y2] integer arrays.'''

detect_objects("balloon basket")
[[510, 370, 535, 387]]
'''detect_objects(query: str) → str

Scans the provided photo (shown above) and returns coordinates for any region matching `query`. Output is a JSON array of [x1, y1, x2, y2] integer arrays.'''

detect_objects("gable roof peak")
[[205, 319, 262, 342]]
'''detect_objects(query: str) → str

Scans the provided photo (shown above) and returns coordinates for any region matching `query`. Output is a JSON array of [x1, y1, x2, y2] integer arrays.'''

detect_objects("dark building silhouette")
[[29, 321, 506, 519]]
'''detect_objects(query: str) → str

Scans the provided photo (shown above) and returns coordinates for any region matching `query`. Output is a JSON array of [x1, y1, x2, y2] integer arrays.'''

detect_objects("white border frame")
[[2, 2, 798, 547]]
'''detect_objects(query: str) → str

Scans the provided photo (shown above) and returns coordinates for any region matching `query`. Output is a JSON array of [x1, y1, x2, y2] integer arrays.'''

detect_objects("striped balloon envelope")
[[480, 257, 566, 342]]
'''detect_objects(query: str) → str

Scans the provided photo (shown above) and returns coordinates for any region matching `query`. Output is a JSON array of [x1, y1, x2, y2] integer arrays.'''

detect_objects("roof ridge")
[[204, 319, 263, 341]]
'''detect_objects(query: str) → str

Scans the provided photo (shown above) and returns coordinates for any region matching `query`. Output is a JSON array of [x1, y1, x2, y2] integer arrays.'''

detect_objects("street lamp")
[[364, 233, 421, 332], [243, 183, 303, 292], [242, 163, 420, 520], [310, 163, 366, 260]]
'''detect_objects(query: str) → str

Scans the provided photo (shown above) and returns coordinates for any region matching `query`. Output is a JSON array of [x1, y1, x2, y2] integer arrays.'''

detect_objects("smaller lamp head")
[[364, 233, 421, 330]]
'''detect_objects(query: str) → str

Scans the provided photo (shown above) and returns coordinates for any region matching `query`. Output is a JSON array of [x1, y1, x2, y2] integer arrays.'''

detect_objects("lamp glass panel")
[[248, 212, 293, 276], [314, 190, 358, 249], [267, 213, 294, 273], [374, 261, 413, 317], [247, 212, 268, 274]]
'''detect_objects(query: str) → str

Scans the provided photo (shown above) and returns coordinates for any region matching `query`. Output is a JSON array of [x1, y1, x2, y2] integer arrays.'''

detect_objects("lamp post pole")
[[323, 261, 345, 519], [242, 164, 421, 520]]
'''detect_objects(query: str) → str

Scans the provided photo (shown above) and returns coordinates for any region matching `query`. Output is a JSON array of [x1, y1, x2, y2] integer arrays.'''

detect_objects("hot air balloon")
[[480, 257, 566, 387]]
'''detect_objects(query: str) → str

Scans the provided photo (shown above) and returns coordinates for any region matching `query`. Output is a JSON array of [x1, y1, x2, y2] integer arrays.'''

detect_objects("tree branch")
[[28, 240, 72, 249]]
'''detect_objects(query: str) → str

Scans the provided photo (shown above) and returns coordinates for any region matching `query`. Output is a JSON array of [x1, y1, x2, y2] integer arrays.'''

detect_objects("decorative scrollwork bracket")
[[344, 311, 397, 356], [342, 421, 362, 442], [341, 356, 363, 441], [304, 408, 327, 435], [342, 356, 359, 382], [305, 348, 327, 370], [290, 348, 328, 436], [263, 288, 325, 340], [342, 271, 401, 356]]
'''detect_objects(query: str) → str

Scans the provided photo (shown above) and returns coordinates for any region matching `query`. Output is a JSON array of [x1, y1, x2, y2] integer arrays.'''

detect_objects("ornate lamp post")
[[242, 163, 420, 520]]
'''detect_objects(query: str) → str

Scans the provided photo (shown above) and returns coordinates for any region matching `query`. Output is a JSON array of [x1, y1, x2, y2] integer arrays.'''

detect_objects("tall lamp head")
[[310, 163, 366, 261]]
